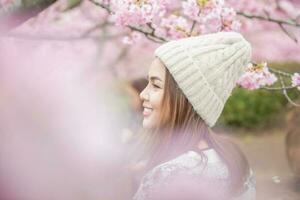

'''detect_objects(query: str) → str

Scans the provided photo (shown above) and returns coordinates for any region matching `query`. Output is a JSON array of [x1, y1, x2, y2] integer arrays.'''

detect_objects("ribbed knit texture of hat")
[[154, 32, 252, 127]]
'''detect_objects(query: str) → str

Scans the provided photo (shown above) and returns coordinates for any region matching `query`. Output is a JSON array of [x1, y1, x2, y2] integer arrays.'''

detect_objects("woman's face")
[[140, 58, 166, 129]]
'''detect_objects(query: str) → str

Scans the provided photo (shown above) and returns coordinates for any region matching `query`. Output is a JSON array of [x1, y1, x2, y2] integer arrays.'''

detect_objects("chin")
[[142, 118, 155, 129]]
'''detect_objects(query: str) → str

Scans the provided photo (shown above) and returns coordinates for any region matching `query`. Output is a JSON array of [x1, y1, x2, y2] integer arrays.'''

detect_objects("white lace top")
[[133, 149, 256, 200]]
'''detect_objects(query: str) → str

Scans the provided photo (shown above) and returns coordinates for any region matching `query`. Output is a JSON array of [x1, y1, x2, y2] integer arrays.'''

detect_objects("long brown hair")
[[136, 63, 250, 197]]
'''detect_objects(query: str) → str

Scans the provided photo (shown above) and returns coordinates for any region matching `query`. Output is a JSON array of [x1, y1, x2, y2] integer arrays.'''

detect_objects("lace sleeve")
[[133, 155, 199, 200], [133, 151, 231, 200], [133, 150, 256, 200], [233, 169, 256, 200]]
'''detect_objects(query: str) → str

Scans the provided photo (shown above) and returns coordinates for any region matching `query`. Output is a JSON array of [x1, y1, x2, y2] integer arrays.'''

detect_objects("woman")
[[132, 32, 256, 200]]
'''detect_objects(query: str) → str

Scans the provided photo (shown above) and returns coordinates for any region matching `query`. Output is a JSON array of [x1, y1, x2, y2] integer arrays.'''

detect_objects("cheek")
[[142, 90, 164, 129], [151, 91, 165, 123], [150, 90, 164, 109]]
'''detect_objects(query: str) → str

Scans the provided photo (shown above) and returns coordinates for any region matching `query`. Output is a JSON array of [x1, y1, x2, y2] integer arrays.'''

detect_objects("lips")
[[143, 105, 153, 117]]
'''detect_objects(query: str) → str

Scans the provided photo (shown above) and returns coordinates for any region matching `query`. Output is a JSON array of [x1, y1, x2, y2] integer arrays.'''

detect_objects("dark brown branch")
[[146, 22, 155, 34], [278, 74, 300, 107], [236, 11, 300, 27], [261, 85, 299, 90], [190, 9, 201, 36], [269, 68, 293, 77], [278, 23, 298, 43], [87, 0, 168, 43], [262, 9, 298, 43]]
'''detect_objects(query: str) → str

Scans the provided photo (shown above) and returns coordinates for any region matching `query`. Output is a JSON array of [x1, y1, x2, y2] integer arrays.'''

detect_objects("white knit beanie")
[[154, 31, 252, 127]]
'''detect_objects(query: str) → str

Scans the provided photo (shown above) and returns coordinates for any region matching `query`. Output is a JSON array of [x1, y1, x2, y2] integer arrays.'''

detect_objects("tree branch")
[[278, 23, 298, 43], [189, 9, 201, 36], [269, 68, 293, 77], [237, 10, 300, 43], [261, 85, 299, 91], [87, 0, 167, 43], [278, 74, 300, 107], [236, 11, 300, 27]]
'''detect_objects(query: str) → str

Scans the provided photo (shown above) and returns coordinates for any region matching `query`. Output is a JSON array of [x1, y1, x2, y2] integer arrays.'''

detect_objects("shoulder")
[[146, 149, 229, 182], [233, 169, 256, 200], [133, 150, 231, 200]]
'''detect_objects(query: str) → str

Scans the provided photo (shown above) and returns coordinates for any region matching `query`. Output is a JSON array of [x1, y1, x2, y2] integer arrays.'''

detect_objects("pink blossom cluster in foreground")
[[236, 62, 278, 90]]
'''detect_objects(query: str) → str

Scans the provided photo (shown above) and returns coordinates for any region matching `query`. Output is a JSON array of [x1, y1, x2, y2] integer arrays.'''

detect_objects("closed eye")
[[152, 82, 161, 89]]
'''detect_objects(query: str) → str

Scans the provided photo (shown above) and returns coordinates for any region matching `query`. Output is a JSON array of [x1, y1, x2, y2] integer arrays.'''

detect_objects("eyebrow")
[[147, 75, 163, 82]]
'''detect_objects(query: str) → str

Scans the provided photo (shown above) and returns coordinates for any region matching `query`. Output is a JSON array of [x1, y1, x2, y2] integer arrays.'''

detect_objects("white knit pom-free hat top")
[[154, 31, 252, 127]]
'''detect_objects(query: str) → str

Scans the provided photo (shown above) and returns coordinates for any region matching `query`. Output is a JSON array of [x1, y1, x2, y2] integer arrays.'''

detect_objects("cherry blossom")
[[181, 0, 241, 34], [110, 0, 166, 26], [2, 0, 300, 92], [122, 31, 142, 44], [158, 15, 190, 39], [237, 62, 278, 90], [182, 0, 200, 21]]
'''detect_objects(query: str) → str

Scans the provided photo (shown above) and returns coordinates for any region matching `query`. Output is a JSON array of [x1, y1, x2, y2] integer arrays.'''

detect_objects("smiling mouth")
[[143, 107, 153, 117]]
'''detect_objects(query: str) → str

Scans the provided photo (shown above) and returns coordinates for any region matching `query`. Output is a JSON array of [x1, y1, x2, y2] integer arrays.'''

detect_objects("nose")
[[140, 86, 149, 101]]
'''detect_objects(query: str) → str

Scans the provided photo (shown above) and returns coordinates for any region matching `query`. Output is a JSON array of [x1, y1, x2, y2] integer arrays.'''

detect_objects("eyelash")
[[150, 82, 160, 89]]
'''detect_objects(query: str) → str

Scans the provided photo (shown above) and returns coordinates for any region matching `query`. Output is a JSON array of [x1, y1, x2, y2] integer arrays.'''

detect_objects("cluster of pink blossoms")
[[106, 0, 299, 93], [292, 73, 300, 91], [109, 0, 241, 42], [155, 15, 190, 39], [236, 62, 278, 90], [182, 0, 241, 34], [110, 0, 167, 26], [122, 31, 142, 44]]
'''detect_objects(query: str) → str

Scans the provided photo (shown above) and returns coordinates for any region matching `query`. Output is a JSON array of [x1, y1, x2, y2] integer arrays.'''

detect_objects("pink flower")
[[221, 7, 236, 22], [122, 31, 141, 44], [181, 0, 240, 34], [278, 0, 300, 18], [200, 11, 222, 33], [236, 72, 260, 90], [110, 0, 166, 27], [159, 15, 190, 39], [291, 73, 300, 91], [182, 0, 200, 20], [237, 62, 278, 90], [220, 6, 241, 31], [227, 20, 241, 31], [261, 66, 278, 85]]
